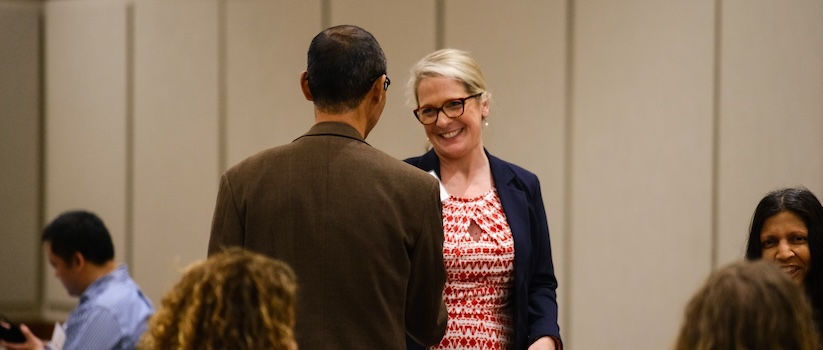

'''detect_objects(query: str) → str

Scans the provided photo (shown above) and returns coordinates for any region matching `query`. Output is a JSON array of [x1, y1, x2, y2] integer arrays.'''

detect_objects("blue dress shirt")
[[51, 265, 154, 350]]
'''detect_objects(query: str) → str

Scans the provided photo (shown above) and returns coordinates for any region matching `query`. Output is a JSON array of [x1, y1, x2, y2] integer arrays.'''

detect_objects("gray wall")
[[1, 0, 822, 348], [0, 0, 41, 319]]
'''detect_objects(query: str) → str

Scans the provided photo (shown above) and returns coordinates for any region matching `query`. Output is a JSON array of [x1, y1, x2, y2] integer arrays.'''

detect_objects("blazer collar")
[[486, 150, 516, 191], [419, 149, 441, 176], [295, 121, 369, 145]]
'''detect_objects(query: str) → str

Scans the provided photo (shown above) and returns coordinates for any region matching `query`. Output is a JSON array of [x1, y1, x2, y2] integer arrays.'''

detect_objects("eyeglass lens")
[[415, 93, 481, 125]]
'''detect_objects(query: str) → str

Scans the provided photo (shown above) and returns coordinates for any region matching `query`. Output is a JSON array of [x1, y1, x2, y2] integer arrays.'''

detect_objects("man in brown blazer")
[[208, 25, 447, 349]]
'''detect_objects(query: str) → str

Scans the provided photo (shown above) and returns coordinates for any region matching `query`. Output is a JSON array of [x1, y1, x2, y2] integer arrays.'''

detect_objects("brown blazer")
[[208, 122, 447, 349]]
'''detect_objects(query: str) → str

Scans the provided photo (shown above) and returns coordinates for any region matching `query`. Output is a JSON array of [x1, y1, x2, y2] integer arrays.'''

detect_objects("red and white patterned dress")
[[431, 188, 515, 350]]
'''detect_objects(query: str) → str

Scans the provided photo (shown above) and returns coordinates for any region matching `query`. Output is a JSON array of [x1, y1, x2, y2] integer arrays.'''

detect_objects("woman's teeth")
[[442, 129, 460, 138]]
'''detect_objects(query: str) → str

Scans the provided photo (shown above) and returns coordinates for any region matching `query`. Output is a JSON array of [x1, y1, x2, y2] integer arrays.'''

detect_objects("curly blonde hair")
[[140, 248, 297, 350], [675, 260, 821, 350]]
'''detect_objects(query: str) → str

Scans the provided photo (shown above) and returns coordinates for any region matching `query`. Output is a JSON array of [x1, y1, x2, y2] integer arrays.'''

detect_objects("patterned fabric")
[[49, 265, 154, 350], [432, 189, 515, 350]]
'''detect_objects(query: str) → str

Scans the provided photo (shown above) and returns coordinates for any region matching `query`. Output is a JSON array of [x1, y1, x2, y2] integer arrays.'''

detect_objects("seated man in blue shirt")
[[1, 210, 154, 350]]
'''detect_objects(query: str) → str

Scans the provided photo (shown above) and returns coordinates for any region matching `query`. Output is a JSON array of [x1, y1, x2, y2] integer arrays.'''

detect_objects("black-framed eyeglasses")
[[372, 73, 390, 91], [413, 93, 482, 125]]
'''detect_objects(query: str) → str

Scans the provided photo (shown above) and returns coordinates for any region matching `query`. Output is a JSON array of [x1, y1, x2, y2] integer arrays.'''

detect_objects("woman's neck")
[[438, 148, 492, 198]]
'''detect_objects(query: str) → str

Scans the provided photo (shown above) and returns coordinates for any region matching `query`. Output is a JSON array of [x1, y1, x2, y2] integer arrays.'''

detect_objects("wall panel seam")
[[435, 0, 444, 49], [218, 0, 227, 175], [321, 0, 330, 29], [561, 0, 575, 341], [36, 2, 46, 319], [125, 1, 135, 271], [710, 0, 722, 270]]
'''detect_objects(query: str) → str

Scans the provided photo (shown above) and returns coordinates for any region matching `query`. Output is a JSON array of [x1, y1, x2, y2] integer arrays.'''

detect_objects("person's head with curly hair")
[[140, 247, 297, 350]]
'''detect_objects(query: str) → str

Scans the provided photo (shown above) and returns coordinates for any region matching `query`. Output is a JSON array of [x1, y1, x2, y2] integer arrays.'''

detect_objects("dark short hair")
[[306, 24, 386, 113], [42, 210, 114, 266], [745, 187, 823, 330]]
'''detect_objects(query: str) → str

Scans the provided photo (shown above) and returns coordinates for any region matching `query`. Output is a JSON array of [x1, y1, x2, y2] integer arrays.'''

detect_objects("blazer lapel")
[[487, 151, 532, 267], [417, 149, 441, 176], [416, 149, 530, 252]]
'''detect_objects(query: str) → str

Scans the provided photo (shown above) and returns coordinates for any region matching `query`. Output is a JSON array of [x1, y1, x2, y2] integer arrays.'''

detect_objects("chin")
[[433, 146, 464, 159]]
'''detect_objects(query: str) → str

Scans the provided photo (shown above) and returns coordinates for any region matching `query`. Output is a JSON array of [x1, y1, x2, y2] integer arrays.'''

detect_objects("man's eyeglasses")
[[413, 93, 482, 125], [372, 73, 390, 91]]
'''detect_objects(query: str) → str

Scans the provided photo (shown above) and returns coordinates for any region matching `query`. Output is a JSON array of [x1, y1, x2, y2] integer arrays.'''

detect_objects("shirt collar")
[[295, 121, 369, 145], [79, 264, 129, 304]]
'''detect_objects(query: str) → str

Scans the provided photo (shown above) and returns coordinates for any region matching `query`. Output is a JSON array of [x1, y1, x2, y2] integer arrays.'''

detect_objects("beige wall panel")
[[43, 0, 129, 309], [571, 1, 714, 349], [330, 0, 437, 159], [133, 0, 218, 303], [225, 0, 320, 167], [716, 0, 823, 266], [443, 0, 570, 336], [0, 1, 40, 312]]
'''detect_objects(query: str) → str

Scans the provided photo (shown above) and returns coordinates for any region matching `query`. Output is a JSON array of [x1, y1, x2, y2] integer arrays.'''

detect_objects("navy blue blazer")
[[404, 149, 561, 350]]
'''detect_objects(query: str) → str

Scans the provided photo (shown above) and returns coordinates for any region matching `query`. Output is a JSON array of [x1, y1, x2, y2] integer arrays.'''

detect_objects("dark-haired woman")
[[745, 186, 823, 335]]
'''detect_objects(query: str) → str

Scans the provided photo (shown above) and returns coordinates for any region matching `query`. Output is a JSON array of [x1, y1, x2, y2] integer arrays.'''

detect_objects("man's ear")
[[70, 251, 85, 270], [300, 71, 313, 101], [369, 75, 386, 104]]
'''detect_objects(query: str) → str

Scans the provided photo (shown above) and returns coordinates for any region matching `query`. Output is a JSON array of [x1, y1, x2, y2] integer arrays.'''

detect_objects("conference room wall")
[[569, 1, 715, 348], [0, 1, 41, 318], [223, 0, 319, 167], [42, 0, 130, 317], [715, 0, 823, 268], [131, 0, 220, 303], [1, 1, 822, 349]]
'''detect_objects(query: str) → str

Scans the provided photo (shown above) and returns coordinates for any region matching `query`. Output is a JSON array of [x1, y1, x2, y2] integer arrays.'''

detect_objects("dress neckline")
[[447, 188, 496, 203]]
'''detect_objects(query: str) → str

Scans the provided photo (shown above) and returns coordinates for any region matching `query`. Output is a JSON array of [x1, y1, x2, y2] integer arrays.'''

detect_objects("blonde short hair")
[[140, 248, 297, 350], [407, 48, 490, 108]]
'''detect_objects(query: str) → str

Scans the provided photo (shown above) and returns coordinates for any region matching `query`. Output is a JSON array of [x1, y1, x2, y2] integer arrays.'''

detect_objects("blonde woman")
[[405, 49, 561, 350]]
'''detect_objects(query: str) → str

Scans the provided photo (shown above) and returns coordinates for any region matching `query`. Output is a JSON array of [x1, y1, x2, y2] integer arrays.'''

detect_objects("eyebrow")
[[422, 95, 466, 105]]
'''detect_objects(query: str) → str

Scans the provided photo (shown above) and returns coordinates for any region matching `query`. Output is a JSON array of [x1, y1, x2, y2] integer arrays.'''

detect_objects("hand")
[[0, 324, 45, 350], [527, 336, 556, 350]]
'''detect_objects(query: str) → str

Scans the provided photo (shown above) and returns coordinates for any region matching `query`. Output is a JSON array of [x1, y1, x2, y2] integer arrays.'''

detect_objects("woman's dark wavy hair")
[[745, 186, 823, 332], [306, 24, 386, 113]]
